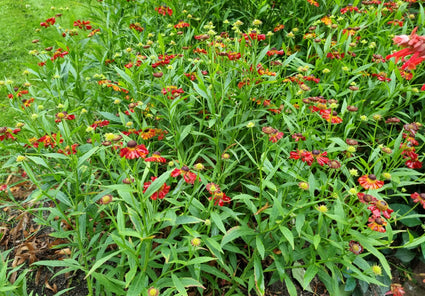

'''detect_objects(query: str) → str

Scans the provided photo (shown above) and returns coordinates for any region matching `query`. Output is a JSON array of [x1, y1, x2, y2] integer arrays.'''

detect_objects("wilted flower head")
[[349, 240, 363, 255]]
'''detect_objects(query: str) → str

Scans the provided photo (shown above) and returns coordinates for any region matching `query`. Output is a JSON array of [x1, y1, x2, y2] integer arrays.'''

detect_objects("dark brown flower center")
[[368, 174, 376, 180], [364, 194, 373, 202], [312, 150, 320, 155], [375, 217, 384, 225], [127, 140, 137, 148]]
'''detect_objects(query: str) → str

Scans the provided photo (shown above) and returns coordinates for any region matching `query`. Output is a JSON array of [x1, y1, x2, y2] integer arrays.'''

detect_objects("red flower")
[[55, 112, 75, 123], [37, 134, 63, 148], [206, 183, 220, 193], [307, 0, 319, 7], [162, 86, 184, 99], [386, 27, 425, 70], [145, 151, 166, 163], [367, 200, 394, 219], [385, 284, 405, 296], [73, 20, 92, 30], [268, 130, 284, 143], [171, 166, 198, 184], [227, 52, 241, 61], [174, 21, 189, 29], [129, 23, 144, 32], [301, 150, 329, 166], [410, 192, 425, 209], [209, 190, 231, 206], [357, 193, 377, 204], [273, 24, 285, 32], [155, 6, 173, 16], [291, 133, 306, 142], [368, 215, 387, 233], [143, 176, 170, 200], [0, 184, 7, 191], [0, 127, 20, 141], [321, 110, 343, 124], [349, 240, 363, 255], [57, 144, 78, 155], [405, 158, 422, 169], [91, 120, 110, 129], [119, 141, 149, 159], [358, 174, 384, 190], [289, 149, 305, 160], [341, 5, 360, 14], [40, 17, 56, 28]]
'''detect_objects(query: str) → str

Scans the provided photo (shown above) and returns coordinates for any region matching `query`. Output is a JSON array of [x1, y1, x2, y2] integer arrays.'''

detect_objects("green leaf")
[[303, 265, 318, 290], [77, 146, 99, 167], [172, 273, 188, 296], [211, 211, 226, 234], [344, 277, 356, 292], [175, 215, 204, 225], [313, 234, 321, 250], [296, 214, 305, 236], [85, 250, 121, 278], [26, 156, 49, 169], [279, 226, 295, 250], [221, 226, 255, 247], [394, 248, 416, 263], [256, 236, 265, 259], [282, 272, 298, 296], [187, 257, 216, 265], [254, 255, 265, 294]]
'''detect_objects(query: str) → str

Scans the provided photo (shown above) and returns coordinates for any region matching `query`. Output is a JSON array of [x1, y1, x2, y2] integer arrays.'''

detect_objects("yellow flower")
[[372, 265, 382, 276], [190, 237, 201, 247], [317, 205, 328, 213], [382, 172, 392, 180], [348, 188, 358, 195], [347, 146, 356, 153], [349, 169, 359, 176], [253, 19, 262, 26], [16, 155, 26, 162]]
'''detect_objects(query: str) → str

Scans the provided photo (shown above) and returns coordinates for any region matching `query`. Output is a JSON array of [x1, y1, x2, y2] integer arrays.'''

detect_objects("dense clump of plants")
[[1, 0, 425, 295]]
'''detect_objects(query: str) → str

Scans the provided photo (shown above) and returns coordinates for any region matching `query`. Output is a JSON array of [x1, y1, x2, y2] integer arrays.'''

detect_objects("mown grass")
[[0, 0, 89, 127]]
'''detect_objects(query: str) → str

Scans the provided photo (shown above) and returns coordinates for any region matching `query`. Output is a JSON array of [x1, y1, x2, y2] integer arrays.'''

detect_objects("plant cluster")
[[1, 0, 425, 295]]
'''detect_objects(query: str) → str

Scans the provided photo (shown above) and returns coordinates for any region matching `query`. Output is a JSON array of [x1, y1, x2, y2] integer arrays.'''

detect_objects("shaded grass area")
[[0, 0, 89, 127]]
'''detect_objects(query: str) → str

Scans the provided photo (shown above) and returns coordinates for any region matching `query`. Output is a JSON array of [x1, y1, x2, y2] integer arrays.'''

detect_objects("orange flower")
[[139, 128, 156, 140], [358, 174, 384, 190], [368, 215, 387, 233], [119, 140, 149, 159], [145, 151, 166, 163]]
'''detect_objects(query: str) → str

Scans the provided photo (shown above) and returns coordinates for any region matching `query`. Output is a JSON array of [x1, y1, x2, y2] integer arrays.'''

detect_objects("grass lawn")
[[0, 0, 89, 127]]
